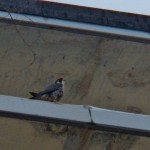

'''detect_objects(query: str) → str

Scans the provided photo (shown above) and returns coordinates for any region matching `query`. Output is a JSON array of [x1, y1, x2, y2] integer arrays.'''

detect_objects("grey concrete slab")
[[90, 106, 150, 132], [0, 95, 150, 137], [0, 95, 91, 123]]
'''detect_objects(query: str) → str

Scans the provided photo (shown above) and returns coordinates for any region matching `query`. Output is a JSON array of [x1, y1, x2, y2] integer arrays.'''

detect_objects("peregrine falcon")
[[29, 78, 65, 102]]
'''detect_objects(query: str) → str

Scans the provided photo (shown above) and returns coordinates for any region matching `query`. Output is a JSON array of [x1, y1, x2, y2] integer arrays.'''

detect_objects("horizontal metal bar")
[[0, 11, 150, 44], [0, 95, 150, 137]]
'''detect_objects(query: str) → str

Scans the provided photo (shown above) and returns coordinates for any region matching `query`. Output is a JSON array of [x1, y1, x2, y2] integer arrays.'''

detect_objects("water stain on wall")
[[107, 68, 150, 88]]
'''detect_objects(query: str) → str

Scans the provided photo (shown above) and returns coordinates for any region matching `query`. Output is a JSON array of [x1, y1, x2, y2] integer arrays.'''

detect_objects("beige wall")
[[0, 23, 149, 150]]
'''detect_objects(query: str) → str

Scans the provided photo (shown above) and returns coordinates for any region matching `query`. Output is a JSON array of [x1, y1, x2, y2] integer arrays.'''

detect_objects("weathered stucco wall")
[[0, 23, 149, 150]]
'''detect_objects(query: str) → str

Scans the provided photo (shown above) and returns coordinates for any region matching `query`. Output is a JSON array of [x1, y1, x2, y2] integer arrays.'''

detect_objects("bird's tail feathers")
[[29, 92, 38, 96]]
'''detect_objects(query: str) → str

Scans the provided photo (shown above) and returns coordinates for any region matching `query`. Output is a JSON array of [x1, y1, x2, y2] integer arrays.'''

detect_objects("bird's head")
[[55, 78, 65, 86]]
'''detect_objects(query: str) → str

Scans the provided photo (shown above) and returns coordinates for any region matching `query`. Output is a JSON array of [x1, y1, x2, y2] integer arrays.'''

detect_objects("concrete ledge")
[[0, 11, 150, 44], [0, 0, 149, 32], [0, 95, 150, 137]]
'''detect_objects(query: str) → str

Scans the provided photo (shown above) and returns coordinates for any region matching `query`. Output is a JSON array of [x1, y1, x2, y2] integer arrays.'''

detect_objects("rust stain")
[[63, 127, 91, 150], [78, 73, 93, 95], [78, 128, 91, 150]]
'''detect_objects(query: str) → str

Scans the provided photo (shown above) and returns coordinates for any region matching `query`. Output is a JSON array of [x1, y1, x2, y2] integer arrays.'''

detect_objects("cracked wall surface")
[[0, 23, 150, 150]]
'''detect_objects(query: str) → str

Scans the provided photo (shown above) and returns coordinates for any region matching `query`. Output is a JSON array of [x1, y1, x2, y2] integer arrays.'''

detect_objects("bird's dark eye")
[[55, 78, 63, 83], [58, 78, 63, 82]]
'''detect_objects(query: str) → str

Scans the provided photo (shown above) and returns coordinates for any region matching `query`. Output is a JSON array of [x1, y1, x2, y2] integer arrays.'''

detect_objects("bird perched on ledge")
[[29, 78, 65, 103]]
